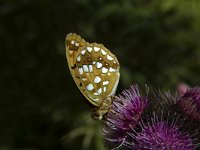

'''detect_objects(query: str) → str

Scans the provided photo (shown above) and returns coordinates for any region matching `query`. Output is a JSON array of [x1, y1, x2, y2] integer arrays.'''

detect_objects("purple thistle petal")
[[133, 121, 196, 150], [103, 85, 148, 149]]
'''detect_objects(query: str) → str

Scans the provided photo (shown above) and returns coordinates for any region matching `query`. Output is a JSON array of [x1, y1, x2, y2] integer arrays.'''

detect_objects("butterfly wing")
[[74, 43, 120, 106], [66, 33, 120, 107], [65, 33, 91, 102]]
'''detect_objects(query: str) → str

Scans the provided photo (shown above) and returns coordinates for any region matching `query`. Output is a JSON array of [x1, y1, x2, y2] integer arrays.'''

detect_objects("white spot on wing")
[[77, 55, 81, 62], [93, 61, 96, 64], [97, 88, 102, 95], [71, 40, 75, 44], [83, 65, 89, 72], [101, 49, 107, 55], [87, 47, 92, 52], [94, 92, 99, 96], [103, 87, 107, 92], [94, 46, 100, 52], [107, 55, 113, 60], [75, 42, 79, 46], [102, 67, 108, 73], [89, 65, 93, 72], [109, 67, 116, 72], [82, 78, 86, 81], [81, 49, 86, 55], [97, 62, 102, 68], [79, 68, 83, 75], [87, 84, 94, 91], [103, 81, 109, 85], [94, 76, 101, 83]]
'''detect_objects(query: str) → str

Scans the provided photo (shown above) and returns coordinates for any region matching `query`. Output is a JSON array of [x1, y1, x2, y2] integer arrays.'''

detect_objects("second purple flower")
[[103, 85, 148, 149]]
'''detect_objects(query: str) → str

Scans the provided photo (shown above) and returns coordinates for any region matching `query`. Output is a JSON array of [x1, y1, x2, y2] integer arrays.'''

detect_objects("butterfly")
[[65, 33, 120, 120]]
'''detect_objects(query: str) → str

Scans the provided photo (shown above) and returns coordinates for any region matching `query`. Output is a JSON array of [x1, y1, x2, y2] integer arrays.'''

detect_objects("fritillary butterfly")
[[65, 33, 120, 120]]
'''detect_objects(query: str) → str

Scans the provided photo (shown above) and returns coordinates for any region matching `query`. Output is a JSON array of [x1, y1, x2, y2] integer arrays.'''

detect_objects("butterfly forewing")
[[66, 33, 89, 98], [75, 43, 120, 106], [65, 33, 88, 68]]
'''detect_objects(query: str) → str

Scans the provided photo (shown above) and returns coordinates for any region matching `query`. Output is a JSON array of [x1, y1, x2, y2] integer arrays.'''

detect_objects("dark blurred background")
[[0, 0, 200, 150]]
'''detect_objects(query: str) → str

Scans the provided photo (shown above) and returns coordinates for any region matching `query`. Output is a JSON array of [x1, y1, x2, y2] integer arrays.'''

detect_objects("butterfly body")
[[66, 33, 120, 120]]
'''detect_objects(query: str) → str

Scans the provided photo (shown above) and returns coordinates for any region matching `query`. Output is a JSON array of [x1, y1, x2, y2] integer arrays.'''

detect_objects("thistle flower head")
[[133, 121, 196, 150], [103, 85, 148, 148], [178, 87, 200, 121]]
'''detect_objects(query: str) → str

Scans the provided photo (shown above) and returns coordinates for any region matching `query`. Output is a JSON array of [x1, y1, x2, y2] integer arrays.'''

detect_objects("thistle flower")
[[178, 87, 200, 121], [103, 85, 148, 149], [132, 121, 196, 150]]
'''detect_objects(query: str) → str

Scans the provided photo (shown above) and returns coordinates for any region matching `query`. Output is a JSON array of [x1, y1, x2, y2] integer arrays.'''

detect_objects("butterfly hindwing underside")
[[66, 33, 120, 119]]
